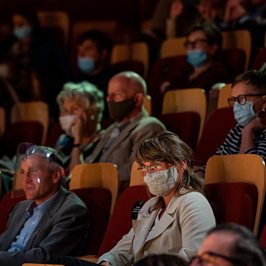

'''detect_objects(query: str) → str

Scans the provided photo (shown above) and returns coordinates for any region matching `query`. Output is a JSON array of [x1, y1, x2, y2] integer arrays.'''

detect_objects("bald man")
[[85, 71, 165, 191]]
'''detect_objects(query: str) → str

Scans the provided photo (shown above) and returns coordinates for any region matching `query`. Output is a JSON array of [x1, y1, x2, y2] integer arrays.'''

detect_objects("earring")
[[90, 115, 95, 120], [263, 108, 266, 112]]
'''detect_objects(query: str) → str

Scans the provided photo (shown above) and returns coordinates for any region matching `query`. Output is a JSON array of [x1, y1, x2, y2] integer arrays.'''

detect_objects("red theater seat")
[[252, 47, 266, 70], [195, 107, 237, 166], [71, 188, 111, 255], [205, 183, 257, 231], [157, 112, 200, 150], [96, 185, 152, 257], [45, 122, 62, 148]]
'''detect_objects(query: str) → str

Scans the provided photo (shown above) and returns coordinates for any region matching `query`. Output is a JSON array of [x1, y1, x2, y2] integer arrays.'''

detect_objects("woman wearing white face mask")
[[97, 131, 215, 265], [56, 81, 104, 176], [197, 70, 266, 178]]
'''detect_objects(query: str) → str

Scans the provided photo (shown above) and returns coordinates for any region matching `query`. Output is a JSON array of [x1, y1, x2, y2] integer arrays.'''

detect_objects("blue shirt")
[[8, 192, 58, 252]]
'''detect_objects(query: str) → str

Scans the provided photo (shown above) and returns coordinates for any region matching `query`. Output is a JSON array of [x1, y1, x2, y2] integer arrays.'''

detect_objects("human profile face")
[[190, 232, 236, 266], [231, 82, 265, 113], [63, 98, 86, 117], [106, 76, 135, 102], [12, 14, 31, 29], [20, 154, 56, 205]]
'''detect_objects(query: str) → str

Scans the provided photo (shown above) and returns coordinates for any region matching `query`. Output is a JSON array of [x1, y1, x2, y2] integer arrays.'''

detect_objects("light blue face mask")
[[233, 101, 258, 127], [13, 26, 32, 40], [187, 49, 207, 68], [77, 57, 95, 74]]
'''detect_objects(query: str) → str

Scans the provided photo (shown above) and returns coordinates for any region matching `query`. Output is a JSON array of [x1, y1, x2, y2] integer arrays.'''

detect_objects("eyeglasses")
[[137, 160, 167, 173], [184, 39, 208, 49], [227, 94, 265, 108], [191, 251, 246, 266]]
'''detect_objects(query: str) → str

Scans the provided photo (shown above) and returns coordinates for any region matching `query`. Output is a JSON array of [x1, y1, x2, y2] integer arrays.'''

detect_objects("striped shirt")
[[200, 124, 266, 173]]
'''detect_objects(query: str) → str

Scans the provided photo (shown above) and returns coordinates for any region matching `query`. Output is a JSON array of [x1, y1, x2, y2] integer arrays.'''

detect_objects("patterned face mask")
[[144, 166, 178, 197]]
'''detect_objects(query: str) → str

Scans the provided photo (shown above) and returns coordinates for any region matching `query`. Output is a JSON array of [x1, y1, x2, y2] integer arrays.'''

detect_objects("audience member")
[[190, 223, 266, 266], [73, 30, 118, 117], [0, 8, 72, 120], [197, 70, 266, 177], [221, 0, 264, 64], [134, 254, 188, 266], [51, 131, 215, 266], [85, 71, 165, 191], [158, 23, 228, 116], [247, 0, 266, 31], [0, 144, 89, 266], [56, 81, 104, 177]]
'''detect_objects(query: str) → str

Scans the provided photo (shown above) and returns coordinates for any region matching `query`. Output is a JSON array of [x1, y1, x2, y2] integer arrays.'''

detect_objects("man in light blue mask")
[[197, 70, 266, 179], [74, 30, 118, 117]]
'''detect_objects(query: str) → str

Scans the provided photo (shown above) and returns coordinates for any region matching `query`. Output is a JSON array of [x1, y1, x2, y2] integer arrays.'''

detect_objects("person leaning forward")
[[0, 144, 89, 266]]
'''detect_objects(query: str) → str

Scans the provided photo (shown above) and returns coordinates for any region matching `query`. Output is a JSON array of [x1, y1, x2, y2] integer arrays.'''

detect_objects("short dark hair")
[[78, 30, 113, 60], [187, 23, 222, 59], [232, 70, 266, 94], [133, 254, 188, 266], [207, 223, 266, 266], [13, 7, 40, 34]]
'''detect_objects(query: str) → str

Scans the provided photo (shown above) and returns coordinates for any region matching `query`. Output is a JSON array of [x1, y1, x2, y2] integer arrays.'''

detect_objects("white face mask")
[[59, 115, 78, 137], [233, 101, 258, 127], [144, 166, 178, 197]]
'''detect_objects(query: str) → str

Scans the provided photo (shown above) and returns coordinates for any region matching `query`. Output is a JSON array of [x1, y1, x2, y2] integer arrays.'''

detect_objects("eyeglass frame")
[[184, 38, 208, 49], [227, 94, 265, 108], [137, 159, 168, 173], [191, 251, 247, 266]]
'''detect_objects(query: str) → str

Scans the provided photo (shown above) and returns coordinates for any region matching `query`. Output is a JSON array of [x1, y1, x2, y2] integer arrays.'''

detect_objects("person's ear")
[[100, 48, 108, 61], [53, 168, 63, 184], [209, 43, 218, 56], [261, 95, 266, 110], [134, 93, 144, 107], [88, 108, 98, 121], [175, 160, 187, 174]]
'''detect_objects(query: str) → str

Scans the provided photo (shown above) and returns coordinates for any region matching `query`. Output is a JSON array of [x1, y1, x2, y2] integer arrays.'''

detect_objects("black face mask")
[[107, 96, 136, 122]]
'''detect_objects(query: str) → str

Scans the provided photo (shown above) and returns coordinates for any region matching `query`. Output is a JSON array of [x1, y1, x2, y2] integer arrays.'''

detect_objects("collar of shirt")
[[25, 190, 59, 218]]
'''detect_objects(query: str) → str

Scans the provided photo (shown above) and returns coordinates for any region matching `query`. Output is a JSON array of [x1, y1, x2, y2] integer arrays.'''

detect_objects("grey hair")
[[57, 81, 105, 122], [27, 146, 64, 177]]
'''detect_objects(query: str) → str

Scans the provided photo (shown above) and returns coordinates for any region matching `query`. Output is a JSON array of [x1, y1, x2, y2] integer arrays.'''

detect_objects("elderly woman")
[[51, 131, 215, 266], [56, 81, 104, 175]]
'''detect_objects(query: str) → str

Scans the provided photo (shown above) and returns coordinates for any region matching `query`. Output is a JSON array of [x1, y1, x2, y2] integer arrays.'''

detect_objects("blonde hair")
[[135, 131, 204, 212]]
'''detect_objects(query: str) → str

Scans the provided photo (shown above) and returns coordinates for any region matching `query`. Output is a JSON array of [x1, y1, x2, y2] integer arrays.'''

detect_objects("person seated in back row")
[[197, 70, 266, 178], [73, 30, 118, 117], [84, 71, 166, 192], [0, 144, 89, 266]]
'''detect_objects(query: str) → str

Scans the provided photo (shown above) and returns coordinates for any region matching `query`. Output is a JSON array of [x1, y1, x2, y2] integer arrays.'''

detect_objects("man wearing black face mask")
[[84, 71, 165, 192]]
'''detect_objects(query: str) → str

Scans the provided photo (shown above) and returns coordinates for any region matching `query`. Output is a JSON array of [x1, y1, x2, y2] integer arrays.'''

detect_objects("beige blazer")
[[85, 109, 165, 181], [98, 190, 216, 265]]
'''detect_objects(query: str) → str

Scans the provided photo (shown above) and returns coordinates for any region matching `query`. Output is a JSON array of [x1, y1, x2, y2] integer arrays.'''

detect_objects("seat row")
[[1, 153, 266, 264]]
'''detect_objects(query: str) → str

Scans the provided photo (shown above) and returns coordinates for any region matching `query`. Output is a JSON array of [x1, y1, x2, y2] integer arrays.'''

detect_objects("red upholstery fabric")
[[0, 190, 26, 234], [260, 223, 266, 247], [97, 185, 153, 257], [205, 183, 257, 231], [218, 48, 246, 82], [112, 60, 145, 78], [71, 188, 111, 255], [147, 55, 187, 116], [252, 47, 266, 70], [2, 121, 43, 157], [45, 122, 62, 148], [195, 107, 237, 166], [157, 112, 200, 150]]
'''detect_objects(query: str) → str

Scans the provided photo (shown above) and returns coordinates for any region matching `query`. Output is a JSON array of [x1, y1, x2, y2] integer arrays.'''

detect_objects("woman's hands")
[[170, 0, 184, 20], [70, 115, 86, 144], [223, 0, 246, 23]]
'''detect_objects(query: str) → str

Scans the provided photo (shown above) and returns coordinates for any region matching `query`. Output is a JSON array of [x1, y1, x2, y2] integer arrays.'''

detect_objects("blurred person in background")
[[73, 30, 118, 118], [0, 7, 72, 121], [56, 81, 104, 177]]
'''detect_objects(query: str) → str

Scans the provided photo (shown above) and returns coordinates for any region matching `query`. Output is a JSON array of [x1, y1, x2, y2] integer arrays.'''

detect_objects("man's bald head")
[[111, 71, 147, 97]]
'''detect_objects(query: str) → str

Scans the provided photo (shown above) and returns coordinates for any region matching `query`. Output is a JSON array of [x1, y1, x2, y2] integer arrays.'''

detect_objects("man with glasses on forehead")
[[0, 144, 89, 266], [197, 70, 266, 178], [190, 223, 266, 266]]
